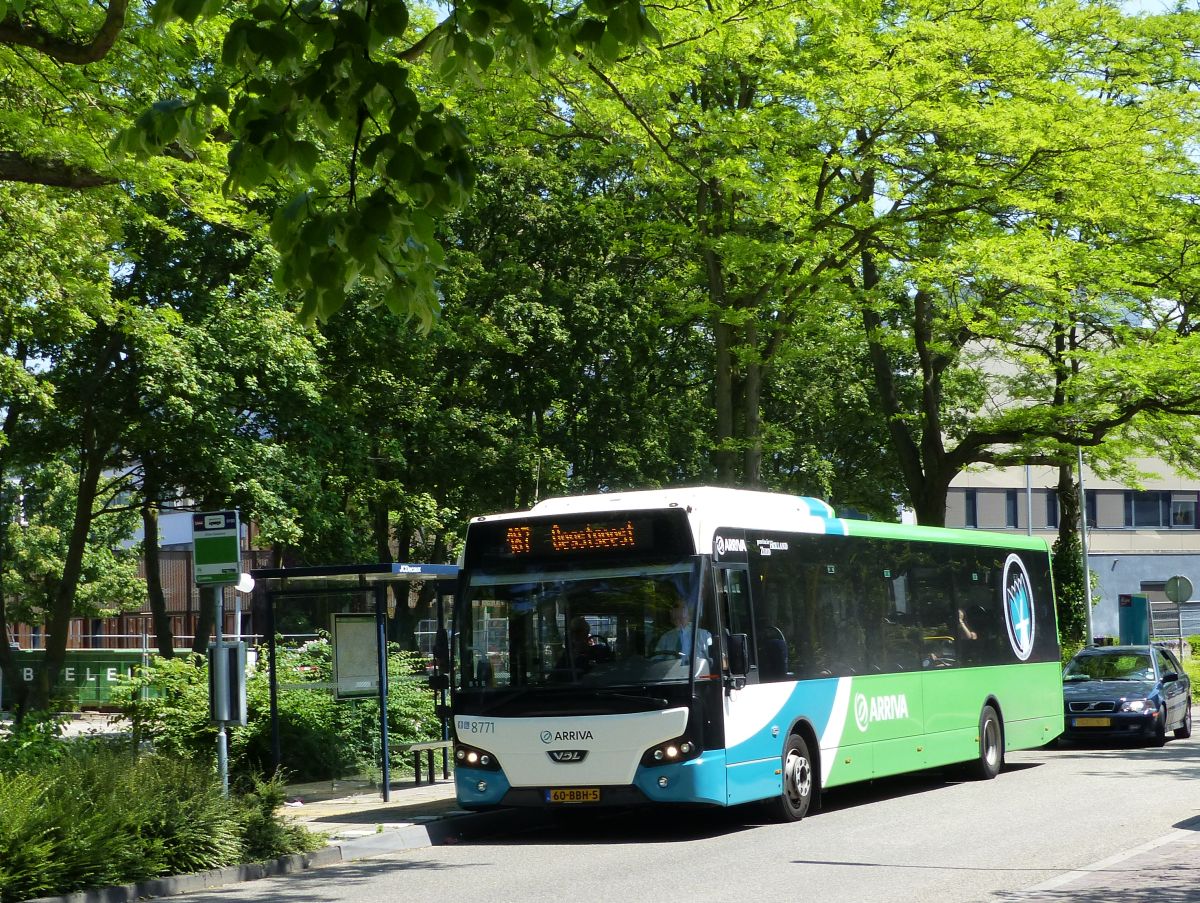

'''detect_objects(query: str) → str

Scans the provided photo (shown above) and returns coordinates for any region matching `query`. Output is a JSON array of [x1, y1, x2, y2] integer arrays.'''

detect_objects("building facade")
[[946, 462, 1200, 639]]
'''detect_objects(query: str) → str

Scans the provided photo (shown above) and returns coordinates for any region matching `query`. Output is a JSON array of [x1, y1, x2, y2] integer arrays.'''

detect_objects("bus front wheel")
[[769, 733, 814, 822], [971, 704, 1003, 780]]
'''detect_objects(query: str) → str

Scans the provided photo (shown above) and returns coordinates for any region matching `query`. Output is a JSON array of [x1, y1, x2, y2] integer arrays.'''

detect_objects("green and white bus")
[[451, 488, 1062, 820]]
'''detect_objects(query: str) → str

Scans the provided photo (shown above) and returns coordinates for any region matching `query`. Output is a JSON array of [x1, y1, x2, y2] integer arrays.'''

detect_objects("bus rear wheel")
[[769, 733, 814, 822], [971, 704, 1003, 780]]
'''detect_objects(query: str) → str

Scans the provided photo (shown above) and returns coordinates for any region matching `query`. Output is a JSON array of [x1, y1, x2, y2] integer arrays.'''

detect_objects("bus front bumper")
[[455, 754, 729, 810]]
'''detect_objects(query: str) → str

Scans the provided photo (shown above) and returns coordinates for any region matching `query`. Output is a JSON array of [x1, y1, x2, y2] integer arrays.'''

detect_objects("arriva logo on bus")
[[713, 536, 747, 555], [853, 692, 910, 732]]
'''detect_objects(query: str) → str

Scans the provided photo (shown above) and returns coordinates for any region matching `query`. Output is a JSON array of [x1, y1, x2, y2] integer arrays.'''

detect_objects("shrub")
[[0, 711, 70, 775], [1188, 635, 1200, 659], [111, 639, 439, 783], [0, 740, 322, 903]]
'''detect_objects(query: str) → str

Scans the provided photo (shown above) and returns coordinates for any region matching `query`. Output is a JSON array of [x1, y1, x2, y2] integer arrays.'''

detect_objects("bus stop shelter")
[[249, 562, 457, 801]]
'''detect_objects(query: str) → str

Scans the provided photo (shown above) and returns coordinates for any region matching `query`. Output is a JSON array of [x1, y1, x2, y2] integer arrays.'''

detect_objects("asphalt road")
[[178, 735, 1200, 903]]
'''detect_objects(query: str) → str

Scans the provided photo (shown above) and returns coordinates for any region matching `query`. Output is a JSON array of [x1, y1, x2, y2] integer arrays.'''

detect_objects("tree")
[[546, 0, 1200, 521], [108, 201, 324, 653], [3, 0, 662, 322]]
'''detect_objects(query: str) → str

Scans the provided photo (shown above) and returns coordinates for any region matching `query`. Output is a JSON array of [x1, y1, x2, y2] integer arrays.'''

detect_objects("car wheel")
[[766, 732, 814, 822], [1175, 699, 1193, 740], [971, 705, 1003, 780], [1149, 715, 1167, 747]]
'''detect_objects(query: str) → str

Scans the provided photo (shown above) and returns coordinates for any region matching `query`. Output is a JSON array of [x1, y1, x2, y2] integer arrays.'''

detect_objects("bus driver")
[[655, 601, 712, 663]]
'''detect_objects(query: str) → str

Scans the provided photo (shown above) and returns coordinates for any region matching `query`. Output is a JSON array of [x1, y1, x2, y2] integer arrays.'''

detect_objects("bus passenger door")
[[716, 564, 788, 805]]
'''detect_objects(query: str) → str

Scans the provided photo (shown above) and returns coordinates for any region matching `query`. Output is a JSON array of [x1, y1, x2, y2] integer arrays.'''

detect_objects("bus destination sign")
[[507, 520, 638, 555], [466, 509, 695, 568]]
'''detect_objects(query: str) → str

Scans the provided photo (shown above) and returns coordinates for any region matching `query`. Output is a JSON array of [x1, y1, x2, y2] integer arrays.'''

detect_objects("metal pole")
[[267, 590, 280, 773], [375, 584, 391, 802], [1077, 446, 1094, 645], [1025, 464, 1034, 537], [141, 618, 149, 703], [211, 584, 229, 796]]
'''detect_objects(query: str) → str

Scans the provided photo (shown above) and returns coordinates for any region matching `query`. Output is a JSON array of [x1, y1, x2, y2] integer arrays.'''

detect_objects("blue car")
[[1061, 644, 1192, 746]]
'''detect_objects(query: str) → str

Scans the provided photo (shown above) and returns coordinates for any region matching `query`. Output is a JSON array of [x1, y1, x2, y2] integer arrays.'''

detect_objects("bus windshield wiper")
[[594, 690, 670, 708]]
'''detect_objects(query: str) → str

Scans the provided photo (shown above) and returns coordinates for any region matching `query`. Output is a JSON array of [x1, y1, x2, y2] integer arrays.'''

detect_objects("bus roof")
[[470, 486, 1050, 555]]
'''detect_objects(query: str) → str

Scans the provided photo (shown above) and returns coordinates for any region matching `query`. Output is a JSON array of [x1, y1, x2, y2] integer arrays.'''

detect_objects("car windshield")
[[1064, 651, 1155, 682], [454, 561, 708, 690]]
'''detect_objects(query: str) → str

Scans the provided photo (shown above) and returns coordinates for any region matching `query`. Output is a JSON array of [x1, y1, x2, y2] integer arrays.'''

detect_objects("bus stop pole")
[[266, 590, 281, 773], [211, 584, 229, 796], [1078, 446, 1094, 645], [375, 583, 391, 802]]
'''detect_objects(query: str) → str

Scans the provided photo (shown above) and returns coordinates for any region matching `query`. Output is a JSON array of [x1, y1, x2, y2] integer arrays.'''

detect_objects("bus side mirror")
[[434, 627, 450, 671], [727, 633, 749, 678]]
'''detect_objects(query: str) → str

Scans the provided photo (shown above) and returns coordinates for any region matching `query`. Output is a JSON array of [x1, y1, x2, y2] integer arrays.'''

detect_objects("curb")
[[23, 810, 512, 903]]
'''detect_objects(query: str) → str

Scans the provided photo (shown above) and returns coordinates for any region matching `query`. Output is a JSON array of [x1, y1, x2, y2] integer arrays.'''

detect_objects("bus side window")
[[716, 567, 756, 681]]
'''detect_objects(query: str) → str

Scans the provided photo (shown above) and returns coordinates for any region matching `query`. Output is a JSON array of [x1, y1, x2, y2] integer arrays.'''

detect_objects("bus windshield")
[[455, 561, 709, 690]]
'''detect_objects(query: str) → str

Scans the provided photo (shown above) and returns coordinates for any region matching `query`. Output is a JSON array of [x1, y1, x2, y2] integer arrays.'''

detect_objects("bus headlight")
[[455, 742, 502, 771], [641, 738, 701, 767]]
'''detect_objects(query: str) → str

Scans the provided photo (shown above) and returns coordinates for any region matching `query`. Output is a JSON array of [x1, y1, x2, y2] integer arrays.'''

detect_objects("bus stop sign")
[[192, 511, 241, 586]]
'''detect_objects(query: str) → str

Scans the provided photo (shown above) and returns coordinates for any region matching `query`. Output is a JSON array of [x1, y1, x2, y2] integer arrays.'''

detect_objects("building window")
[[1125, 491, 1174, 528], [1046, 492, 1059, 529], [964, 490, 977, 528], [1170, 496, 1198, 528], [1005, 490, 1019, 528], [1086, 491, 1097, 529]]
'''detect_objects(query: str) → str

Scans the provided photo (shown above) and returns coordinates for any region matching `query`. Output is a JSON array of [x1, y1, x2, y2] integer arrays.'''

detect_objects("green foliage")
[[0, 711, 69, 774], [233, 773, 325, 861], [1051, 530, 1090, 650], [109, 652, 214, 759], [112, 0, 659, 322], [112, 640, 438, 782], [0, 742, 316, 903], [1, 459, 144, 626], [1188, 635, 1200, 659]]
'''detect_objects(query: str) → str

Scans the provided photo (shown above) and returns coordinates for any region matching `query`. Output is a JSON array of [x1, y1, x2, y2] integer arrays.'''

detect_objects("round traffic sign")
[[1165, 575, 1193, 604]]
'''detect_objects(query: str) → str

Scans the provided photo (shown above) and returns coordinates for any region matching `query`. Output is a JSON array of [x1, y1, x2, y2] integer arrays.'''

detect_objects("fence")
[[1151, 601, 1200, 659]]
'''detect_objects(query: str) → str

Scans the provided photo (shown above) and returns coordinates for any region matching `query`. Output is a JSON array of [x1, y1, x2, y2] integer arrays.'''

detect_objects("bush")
[[1188, 635, 1200, 659], [0, 711, 70, 774], [0, 742, 318, 903], [111, 639, 439, 783]]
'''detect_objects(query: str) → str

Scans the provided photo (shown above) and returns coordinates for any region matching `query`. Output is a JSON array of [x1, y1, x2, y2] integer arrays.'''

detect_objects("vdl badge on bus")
[[451, 487, 1063, 823]]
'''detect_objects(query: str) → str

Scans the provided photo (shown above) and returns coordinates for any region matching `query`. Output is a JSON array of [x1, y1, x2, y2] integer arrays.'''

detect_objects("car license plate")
[[1073, 716, 1112, 727], [545, 788, 600, 804]]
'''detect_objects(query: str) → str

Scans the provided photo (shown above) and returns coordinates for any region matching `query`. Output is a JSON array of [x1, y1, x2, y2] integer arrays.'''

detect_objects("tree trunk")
[[743, 320, 762, 487], [32, 447, 105, 711], [713, 317, 735, 483], [1052, 463, 1088, 647], [191, 587, 214, 654], [141, 499, 175, 658]]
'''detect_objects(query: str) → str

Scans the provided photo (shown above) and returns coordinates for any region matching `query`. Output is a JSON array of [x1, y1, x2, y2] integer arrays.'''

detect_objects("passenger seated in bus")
[[655, 601, 712, 663], [957, 607, 978, 641], [557, 616, 611, 674]]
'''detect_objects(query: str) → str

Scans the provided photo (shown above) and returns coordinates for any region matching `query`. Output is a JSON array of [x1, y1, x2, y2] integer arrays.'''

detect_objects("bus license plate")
[[546, 788, 600, 804], [1073, 717, 1111, 727]]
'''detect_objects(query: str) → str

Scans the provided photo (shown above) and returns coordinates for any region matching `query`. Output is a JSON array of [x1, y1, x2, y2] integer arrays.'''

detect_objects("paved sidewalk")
[[279, 775, 466, 845], [1002, 817, 1200, 902]]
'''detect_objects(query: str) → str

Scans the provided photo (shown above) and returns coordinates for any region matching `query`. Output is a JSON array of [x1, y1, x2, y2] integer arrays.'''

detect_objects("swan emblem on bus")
[[1002, 554, 1035, 661]]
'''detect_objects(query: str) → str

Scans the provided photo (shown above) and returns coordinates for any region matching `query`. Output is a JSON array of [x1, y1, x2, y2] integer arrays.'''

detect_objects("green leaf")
[[374, 0, 409, 37]]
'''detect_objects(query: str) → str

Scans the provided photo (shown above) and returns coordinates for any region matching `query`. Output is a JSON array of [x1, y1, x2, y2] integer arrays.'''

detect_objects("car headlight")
[[1120, 699, 1157, 713]]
